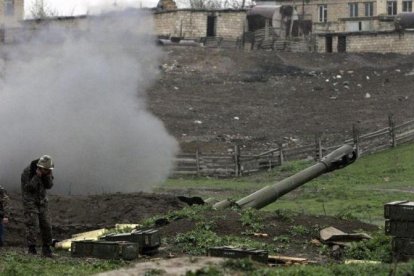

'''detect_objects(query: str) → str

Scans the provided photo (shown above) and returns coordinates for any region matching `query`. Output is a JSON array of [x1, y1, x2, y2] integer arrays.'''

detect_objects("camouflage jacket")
[[21, 159, 54, 207], [0, 185, 10, 219]]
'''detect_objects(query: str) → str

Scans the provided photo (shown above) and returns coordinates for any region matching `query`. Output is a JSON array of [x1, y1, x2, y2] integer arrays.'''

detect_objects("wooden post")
[[388, 114, 397, 148], [352, 124, 360, 157], [269, 152, 273, 171], [315, 136, 323, 161], [196, 147, 200, 176], [234, 145, 241, 177], [278, 143, 284, 166]]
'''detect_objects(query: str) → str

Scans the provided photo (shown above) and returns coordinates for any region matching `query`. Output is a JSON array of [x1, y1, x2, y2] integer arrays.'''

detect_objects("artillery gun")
[[183, 144, 358, 261], [181, 144, 357, 210], [69, 145, 356, 261]]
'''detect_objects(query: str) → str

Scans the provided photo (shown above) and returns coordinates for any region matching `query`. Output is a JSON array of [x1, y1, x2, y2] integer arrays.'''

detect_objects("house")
[[0, 0, 24, 28], [153, 8, 247, 40], [271, 0, 407, 33]]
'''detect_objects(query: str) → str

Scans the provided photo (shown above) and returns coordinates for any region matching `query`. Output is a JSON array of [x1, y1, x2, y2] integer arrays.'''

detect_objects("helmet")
[[37, 155, 54, 170]]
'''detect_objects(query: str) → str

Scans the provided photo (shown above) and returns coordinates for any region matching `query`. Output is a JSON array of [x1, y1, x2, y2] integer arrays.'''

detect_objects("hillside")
[[148, 47, 414, 154]]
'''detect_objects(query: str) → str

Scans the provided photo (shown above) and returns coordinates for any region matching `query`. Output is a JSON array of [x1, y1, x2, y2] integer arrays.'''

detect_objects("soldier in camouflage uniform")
[[21, 155, 54, 257], [0, 185, 10, 247]]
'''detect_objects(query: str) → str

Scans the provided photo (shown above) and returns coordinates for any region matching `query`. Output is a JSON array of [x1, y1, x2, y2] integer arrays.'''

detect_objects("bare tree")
[[30, 0, 58, 19]]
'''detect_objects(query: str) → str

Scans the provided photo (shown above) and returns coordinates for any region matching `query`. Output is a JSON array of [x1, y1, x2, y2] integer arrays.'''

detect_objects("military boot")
[[28, 245, 37, 255], [42, 245, 52, 258]]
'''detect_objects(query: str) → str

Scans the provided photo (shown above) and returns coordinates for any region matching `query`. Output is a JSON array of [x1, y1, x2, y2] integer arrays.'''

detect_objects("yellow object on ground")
[[115, 224, 141, 231], [344, 260, 381, 264], [55, 228, 107, 250]]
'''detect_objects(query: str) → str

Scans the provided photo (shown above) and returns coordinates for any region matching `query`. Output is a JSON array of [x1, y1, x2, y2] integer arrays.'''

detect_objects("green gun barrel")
[[213, 144, 357, 210]]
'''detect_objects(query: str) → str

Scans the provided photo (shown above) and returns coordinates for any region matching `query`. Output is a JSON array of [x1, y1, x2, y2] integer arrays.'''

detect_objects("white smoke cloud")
[[0, 9, 178, 194]]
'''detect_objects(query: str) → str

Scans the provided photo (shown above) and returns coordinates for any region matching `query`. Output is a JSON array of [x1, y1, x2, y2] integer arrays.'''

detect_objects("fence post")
[[352, 124, 360, 156], [278, 143, 284, 166], [268, 152, 273, 171], [196, 147, 200, 176], [315, 136, 323, 161], [388, 114, 397, 148], [234, 145, 241, 177]]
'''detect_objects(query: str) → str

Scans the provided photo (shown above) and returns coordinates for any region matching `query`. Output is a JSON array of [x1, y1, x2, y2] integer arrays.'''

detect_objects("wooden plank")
[[362, 144, 391, 155], [283, 144, 315, 154], [396, 134, 414, 145], [395, 119, 414, 130], [173, 171, 199, 175], [359, 129, 389, 141], [359, 127, 389, 139], [396, 129, 414, 139], [268, 255, 309, 264]]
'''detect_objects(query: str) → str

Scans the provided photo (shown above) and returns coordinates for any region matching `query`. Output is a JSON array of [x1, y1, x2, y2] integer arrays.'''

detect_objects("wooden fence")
[[172, 116, 414, 177]]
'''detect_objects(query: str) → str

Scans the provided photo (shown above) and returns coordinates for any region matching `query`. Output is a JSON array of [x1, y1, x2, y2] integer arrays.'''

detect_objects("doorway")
[[326, 35, 332, 53], [207, 15, 217, 37], [338, 35, 346, 52]]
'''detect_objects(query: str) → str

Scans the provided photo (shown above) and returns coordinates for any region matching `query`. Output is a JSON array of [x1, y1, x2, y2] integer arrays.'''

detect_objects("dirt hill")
[[148, 47, 414, 154]]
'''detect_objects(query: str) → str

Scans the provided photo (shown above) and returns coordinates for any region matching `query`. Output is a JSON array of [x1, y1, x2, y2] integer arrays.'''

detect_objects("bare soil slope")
[[149, 47, 414, 153]]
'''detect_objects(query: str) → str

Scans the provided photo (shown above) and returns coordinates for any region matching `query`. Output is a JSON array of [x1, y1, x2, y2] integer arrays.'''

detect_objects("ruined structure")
[[156, 0, 177, 11], [154, 9, 247, 39]]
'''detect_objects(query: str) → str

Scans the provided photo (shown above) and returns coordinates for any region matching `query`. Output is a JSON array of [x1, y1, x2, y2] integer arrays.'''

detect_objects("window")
[[403, 0, 412, 12], [319, 5, 327, 23], [365, 2, 374, 16], [349, 3, 359, 17], [4, 0, 14, 16], [387, 1, 397, 15]]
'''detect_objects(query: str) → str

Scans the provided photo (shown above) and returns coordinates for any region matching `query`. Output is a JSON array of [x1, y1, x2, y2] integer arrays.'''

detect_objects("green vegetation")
[[239, 208, 264, 234], [344, 230, 393, 263], [251, 261, 414, 276], [0, 251, 126, 275], [174, 227, 281, 256], [162, 143, 414, 225], [187, 258, 414, 276]]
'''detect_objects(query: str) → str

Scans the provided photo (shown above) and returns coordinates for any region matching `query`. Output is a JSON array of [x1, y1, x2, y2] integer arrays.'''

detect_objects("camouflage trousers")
[[23, 204, 52, 247]]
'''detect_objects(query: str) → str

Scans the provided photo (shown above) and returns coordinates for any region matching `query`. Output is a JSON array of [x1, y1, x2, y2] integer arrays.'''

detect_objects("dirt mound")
[[150, 47, 414, 154], [5, 192, 187, 246], [158, 207, 377, 261], [4, 192, 376, 263]]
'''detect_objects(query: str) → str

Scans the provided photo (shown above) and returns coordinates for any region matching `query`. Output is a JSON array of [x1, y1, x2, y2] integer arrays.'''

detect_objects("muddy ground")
[[4, 192, 377, 263], [4, 47, 410, 268], [149, 47, 414, 154]]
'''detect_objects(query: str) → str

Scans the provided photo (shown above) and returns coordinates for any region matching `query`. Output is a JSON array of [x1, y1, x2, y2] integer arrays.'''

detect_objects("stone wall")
[[154, 10, 246, 39], [316, 31, 414, 54]]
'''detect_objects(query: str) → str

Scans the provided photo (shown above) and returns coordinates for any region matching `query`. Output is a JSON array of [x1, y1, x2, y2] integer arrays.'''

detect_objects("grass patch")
[[251, 261, 414, 276], [161, 143, 414, 225], [0, 251, 126, 276], [344, 230, 393, 263]]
